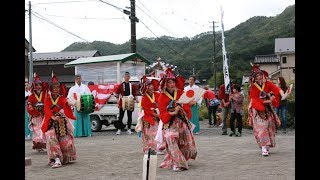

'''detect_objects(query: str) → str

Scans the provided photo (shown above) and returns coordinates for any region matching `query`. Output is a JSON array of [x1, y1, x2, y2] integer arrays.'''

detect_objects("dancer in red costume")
[[41, 74, 77, 168], [27, 73, 49, 152], [247, 64, 284, 156], [157, 68, 197, 172], [139, 75, 165, 154]]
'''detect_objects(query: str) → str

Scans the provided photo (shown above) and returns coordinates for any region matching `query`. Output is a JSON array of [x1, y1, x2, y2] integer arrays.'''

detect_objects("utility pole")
[[130, 0, 139, 53], [28, 1, 33, 83]]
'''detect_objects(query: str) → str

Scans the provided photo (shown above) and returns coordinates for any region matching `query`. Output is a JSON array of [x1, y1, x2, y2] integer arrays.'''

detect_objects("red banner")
[[88, 84, 119, 110]]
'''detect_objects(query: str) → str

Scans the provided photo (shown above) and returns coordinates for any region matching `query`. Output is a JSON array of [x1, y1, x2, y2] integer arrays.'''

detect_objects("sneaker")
[[116, 129, 121, 135], [261, 147, 269, 156], [127, 129, 132, 135], [235, 132, 241, 137], [221, 131, 228, 135], [219, 123, 223, 127], [229, 132, 235, 137], [208, 125, 214, 128], [282, 129, 287, 133], [194, 132, 201, 135], [172, 166, 184, 172]]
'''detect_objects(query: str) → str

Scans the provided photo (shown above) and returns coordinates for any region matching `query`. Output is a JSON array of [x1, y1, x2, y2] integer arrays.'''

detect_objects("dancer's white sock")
[[55, 157, 61, 164]]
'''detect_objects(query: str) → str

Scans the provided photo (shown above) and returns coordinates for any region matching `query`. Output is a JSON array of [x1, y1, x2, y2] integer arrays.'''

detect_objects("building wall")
[[279, 53, 295, 81], [257, 64, 279, 77]]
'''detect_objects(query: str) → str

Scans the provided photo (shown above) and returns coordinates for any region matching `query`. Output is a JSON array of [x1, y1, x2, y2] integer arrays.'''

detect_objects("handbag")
[[209, 98, 220, 107]]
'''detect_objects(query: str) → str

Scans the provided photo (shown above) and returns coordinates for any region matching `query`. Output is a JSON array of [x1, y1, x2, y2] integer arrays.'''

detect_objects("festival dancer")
[[247, 64, 284, 156], [139, 75, 165, 154], [27, 73, 48, 152], [25, 81, 32, 139], [158, 68, 197, 172], [184, 75, 202, 134], [41, 74, 77, 168]]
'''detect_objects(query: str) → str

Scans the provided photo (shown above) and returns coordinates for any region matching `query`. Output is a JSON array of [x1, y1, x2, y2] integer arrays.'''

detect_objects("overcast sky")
[[25, 0, 295, 53]]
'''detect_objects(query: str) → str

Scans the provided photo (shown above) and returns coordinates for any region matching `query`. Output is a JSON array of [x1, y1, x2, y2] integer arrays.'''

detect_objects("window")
[[282, 57, 287, 64]]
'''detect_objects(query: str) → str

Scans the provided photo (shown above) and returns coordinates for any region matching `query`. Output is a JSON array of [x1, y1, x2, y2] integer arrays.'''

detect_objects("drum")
[[77, 94, 95, 113], [122, 95, 134, 111]]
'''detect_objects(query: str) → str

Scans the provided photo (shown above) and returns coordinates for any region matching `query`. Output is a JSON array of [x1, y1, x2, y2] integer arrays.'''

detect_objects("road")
[[25, 121, 295, 180]]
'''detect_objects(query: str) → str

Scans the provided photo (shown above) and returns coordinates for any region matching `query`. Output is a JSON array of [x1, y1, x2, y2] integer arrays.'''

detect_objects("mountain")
[[62, 4, 295, 86]]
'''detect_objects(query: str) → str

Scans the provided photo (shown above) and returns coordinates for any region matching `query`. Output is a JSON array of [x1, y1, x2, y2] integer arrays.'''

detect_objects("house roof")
[[41, 75, 74, 83], [64, 53, 150, 67], [254, 54, 279, 64], [32, 50, 100, 61], [275, 37, 295, 53]]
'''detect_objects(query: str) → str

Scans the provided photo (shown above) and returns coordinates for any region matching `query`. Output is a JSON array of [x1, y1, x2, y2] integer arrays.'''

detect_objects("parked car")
[[90, 94, 141, 132]]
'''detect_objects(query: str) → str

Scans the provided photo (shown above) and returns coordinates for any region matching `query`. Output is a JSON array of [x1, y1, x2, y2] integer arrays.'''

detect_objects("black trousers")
[[208, 105, 218, 125], [119, 108, 133, 129], [230, 112, 242, 134]]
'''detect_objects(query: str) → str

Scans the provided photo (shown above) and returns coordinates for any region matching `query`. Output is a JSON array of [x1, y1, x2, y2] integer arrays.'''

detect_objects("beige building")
[[254, 37, 295, 82]]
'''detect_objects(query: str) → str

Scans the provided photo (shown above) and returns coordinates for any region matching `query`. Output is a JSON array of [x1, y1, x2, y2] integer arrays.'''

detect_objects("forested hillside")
[[63, 4, 295, 86]]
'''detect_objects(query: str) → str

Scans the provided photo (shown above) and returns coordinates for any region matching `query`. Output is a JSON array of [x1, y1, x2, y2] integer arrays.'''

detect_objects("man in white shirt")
[[184, 75, 202, 134], [67, 74, 92, 137]]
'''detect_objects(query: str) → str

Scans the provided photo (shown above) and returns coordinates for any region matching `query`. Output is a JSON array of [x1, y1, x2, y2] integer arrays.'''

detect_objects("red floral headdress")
[[159, 67, 185, 91], [30, 73, 49, 93], [249, 63, 269, 84], [140, 73, 160, 95]]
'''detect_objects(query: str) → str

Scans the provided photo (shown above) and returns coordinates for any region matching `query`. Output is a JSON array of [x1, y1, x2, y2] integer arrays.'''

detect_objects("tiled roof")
[[32, 50, 100, 61], [254, 54, 279, 64]]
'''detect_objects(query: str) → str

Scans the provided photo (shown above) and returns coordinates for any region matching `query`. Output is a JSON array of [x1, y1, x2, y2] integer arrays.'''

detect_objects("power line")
[[136, 4, 176, 37], [31, 11, 88, 42], [139, 19, 184, 58], [32, 0, 96, 5], [136, 0, 153, 16], [35, 12, 125, 21], [96, 0, 125, 12]]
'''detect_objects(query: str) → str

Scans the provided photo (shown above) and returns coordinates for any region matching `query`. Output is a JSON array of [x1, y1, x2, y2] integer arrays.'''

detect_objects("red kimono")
[[27, 91, 47, 116], [158, 89, 191, 124], [249, 81, 281, 111], [141, 91, 160, 125], [248, 81, 282, 149], [41, 95, 76, 133], [158, 89, 196, 170]]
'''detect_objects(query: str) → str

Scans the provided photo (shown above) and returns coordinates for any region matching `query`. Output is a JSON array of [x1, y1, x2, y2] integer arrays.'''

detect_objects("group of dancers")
[[137, 63, 292, 173], [25, 73, 77, 168], [25, 63, 291, 171]]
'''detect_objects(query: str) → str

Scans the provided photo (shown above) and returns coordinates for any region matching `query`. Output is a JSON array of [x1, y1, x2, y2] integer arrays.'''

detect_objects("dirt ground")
[[25, 121, 295, 180]]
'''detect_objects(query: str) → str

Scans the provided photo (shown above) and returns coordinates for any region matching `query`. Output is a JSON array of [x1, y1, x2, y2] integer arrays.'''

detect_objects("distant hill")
[[63, 4, 295, 86]]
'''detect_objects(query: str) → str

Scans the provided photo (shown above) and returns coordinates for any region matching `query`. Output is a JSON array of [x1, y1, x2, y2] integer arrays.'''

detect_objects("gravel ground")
[[25, 120, 295, 180]]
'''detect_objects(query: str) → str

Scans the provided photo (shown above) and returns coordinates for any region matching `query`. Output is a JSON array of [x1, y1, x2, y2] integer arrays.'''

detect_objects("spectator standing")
[[228, 84, 244, 137], [203, 85, 219, 127], [218, 83, 232, 135]]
